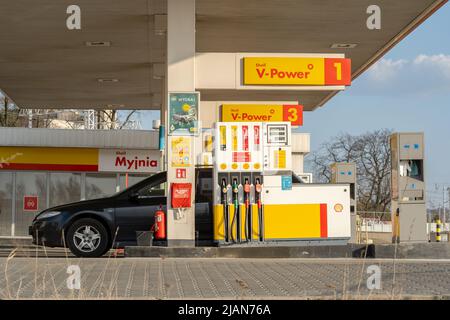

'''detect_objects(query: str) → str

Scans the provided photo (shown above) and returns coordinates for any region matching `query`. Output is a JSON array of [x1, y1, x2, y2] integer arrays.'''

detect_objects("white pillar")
[[166, 0, 196, 247]]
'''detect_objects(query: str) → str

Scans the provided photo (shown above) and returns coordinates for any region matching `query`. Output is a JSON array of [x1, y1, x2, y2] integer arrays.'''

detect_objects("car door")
[[114, 175, 167, 245]]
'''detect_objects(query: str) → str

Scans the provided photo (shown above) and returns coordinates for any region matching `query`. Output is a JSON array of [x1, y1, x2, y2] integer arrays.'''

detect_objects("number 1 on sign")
[[333, 62, 342, 81]]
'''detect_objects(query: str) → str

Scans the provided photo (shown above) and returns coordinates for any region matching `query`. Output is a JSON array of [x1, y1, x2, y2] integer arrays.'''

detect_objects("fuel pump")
[[214, 122, 270, 245]]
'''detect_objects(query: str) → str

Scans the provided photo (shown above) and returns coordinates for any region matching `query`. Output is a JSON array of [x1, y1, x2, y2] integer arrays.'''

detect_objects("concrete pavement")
[[1, 257, 450, 299]]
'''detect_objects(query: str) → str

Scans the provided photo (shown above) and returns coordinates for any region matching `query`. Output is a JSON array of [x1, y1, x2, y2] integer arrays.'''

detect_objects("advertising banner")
[[168, 92, 200, 136], [243, 57, 351, 86], [170, 136, 192, 168]]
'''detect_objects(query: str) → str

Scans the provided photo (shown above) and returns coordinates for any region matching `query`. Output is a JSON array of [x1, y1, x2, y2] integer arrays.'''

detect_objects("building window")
[[15, 172, 47, 236], [49, 173, 81, 207], [85, 173, 117, 200], [0, 172, 13, 236]]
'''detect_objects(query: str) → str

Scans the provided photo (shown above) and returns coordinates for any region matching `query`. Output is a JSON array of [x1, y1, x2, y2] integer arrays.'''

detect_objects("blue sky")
[[301, 3, 450, 208], [139, 3, 450, 208]]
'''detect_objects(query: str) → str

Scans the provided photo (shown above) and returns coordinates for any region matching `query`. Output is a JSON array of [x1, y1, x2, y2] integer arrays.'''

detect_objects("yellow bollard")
[[436, 218, 442, 243]]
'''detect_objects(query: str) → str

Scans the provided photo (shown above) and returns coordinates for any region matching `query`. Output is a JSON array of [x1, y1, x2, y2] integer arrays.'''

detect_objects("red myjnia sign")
[[222, 104, 303, 126]]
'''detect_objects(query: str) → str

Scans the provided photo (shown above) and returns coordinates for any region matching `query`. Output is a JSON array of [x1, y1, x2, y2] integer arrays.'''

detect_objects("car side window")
[[137, 182, 166, 197]]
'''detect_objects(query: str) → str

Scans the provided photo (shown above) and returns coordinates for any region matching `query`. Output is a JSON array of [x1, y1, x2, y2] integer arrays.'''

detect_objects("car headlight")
[[37, 211, 62, 220]]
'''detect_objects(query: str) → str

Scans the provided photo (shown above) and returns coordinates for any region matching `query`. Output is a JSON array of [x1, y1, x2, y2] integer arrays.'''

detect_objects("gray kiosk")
[[390, 132, 427, 243]]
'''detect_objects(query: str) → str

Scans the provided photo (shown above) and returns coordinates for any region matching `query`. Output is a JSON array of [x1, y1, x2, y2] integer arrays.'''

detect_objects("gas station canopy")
[[0, 0, 446, 110]]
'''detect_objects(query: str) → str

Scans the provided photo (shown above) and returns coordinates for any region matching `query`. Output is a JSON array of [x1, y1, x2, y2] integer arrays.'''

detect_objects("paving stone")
[[1, 258, 450, 299]]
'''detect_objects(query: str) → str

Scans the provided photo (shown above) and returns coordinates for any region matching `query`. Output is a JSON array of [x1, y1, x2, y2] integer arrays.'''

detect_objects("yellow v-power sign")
[[222, 104, 303, 126], [243, 57, 351, 86]]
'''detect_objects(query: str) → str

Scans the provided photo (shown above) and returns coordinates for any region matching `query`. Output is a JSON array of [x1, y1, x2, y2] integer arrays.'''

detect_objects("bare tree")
[[308, 129, 393, 217], [1, 103, 141, 130], [27, 109, 56, 128], [0, 96, 21, 127], [94, 110, 139, 130]]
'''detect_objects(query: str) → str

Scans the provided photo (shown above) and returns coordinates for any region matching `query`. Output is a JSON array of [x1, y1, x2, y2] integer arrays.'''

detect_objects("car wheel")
[[66, 218, 110, 257]]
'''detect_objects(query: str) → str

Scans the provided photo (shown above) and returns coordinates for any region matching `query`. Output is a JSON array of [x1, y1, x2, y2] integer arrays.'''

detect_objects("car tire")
[[66, 218, 110, 258]]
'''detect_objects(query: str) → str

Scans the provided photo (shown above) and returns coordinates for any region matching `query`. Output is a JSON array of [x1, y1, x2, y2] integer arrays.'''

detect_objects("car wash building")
[[0, 0, 446, 245], [0, 128, 161, 237]]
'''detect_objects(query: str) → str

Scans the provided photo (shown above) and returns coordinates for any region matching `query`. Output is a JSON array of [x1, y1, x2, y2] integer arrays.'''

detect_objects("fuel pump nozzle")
[[255, 177, 264, 242], [220, 178, 230, 242], [243, 178, 251, 242], [230, 178, 239, 242]]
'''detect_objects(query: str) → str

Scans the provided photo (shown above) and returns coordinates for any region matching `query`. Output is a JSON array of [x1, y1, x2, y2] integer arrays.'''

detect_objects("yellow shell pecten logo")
[[334, 203, 344, 213], [254, 163, 261, 170], [231, 163, 238, 170], [220, 163, 227, 170], [243, 163, 250, 170]]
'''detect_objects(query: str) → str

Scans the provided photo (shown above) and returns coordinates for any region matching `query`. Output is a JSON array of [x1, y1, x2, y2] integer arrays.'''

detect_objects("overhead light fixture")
[[331, 43, 358, 49], [85, 41, 111, 47], [97, 78, 119, 83], [154, 14, 167, 36]]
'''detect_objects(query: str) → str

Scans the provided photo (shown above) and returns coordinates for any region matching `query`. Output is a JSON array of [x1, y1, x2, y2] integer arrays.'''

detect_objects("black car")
[[29, 169, 214, 257], [30, 169, 304, 257]]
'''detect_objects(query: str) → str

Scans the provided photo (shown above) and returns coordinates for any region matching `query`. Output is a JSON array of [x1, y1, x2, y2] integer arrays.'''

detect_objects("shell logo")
[[231, 163, 238, 170], [220, 163, 227, 170], [254, 163, 261, 170], [243, 163, 250, 170], [334, 203, 344, 213]]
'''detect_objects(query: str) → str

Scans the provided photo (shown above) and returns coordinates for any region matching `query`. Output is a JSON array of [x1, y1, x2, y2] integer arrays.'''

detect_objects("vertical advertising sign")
[[254, 125, 260, 151], [220, 125, 227, 151], [242, 126, 249, 151], [168, 92, 200, 136], [231, 126, 238, 152], [170, 136, 192, 167]]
